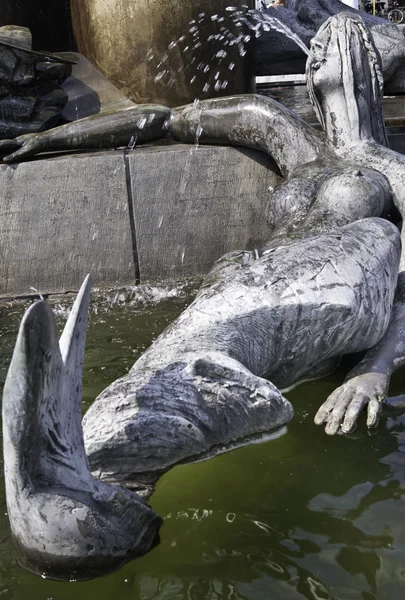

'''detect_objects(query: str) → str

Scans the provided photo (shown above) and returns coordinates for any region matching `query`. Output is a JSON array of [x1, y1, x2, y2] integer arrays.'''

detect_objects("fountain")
[[0, 2, 274, 298], [2, 0, 405, 594], [1, 5, 405, 585]]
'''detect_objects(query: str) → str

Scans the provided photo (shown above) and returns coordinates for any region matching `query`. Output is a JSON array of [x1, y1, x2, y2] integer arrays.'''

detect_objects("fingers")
[[366, 398, 381, 428], [314, 390, 341, 425], [315, 372, 388, 436], [341, 393, 367, 434], [324, 394, 352, 435], [2, 139, 41, 163], [315, 388, 383, 435], [314, 387, 354, 435], [0, 139, 22, 154]]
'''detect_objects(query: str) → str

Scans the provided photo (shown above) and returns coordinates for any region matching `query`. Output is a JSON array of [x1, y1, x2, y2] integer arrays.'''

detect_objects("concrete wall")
[[386, 129, 405, 154], [0, 145, 282, 298]]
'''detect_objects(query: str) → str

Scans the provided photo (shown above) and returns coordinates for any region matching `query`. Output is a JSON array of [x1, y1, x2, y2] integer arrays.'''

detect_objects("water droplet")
[[157, 53, 169, 68], [127, 135, 137, 150], [155, 70, 167, 82], [137, 117, 147, 129]]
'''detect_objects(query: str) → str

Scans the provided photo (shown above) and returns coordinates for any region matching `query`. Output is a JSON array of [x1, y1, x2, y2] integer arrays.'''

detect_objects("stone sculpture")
[[3, 278, 162, 580], [256, 0, 405, 93], [0, 25, 74, 139], [2, 11, 405, 581]]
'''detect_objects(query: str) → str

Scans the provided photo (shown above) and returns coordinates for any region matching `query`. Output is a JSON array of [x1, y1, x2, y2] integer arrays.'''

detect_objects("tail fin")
[[3, 276, 93, 493]]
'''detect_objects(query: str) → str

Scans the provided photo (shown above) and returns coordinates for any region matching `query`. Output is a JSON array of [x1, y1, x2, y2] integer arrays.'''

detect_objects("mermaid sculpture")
[[2, 12, 405, 581], [256, 0, 405, 93]]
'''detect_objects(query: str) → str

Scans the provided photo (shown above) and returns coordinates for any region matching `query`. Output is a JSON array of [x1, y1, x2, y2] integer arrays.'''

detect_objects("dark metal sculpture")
[[0, 0, 73, 52], [2, 11, 405, 583], [0, 25, 75, 139]]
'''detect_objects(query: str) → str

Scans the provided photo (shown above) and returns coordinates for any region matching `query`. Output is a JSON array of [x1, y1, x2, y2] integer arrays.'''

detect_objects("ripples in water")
[[0, 288, 405, 599]]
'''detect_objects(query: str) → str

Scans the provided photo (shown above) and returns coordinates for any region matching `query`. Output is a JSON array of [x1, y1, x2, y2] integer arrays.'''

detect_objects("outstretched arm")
[[169, 94, 325, 178], [0, 105, 171, 162], [315, 271, 405, 435]]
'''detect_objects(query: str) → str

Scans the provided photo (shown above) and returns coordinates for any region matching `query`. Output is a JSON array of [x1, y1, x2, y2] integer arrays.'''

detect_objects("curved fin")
[[3, 276, 93, 493], [59, 274, 91, 411]]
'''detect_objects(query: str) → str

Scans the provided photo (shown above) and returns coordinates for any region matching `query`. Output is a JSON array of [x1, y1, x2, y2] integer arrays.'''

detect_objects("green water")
[[1, 289, 405, 600]]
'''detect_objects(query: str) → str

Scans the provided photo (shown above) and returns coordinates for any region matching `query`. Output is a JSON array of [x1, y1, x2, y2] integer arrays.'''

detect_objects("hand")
[[314, 372, 390, 435], [0, 133, 45, 163]]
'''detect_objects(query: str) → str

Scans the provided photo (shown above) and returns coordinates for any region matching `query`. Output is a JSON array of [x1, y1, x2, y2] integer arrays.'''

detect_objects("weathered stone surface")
[[0, 145, 281, 297], [0, 151, 134, 296], [128, 144, 281, 282]]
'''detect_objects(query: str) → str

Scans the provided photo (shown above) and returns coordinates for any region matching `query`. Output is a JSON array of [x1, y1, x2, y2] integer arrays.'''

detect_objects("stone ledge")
[[0, 145, 282, 297]]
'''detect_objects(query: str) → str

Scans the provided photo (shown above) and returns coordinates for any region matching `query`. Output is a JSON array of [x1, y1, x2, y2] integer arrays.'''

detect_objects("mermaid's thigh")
[[265, 218, 400, 386], [302, 218, 400, 355], [199, 250, 257, 290]]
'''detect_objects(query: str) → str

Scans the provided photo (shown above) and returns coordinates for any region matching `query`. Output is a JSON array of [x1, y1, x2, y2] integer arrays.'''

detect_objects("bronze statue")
[[0, 25, 74, 139], [2, 12, 405, 580]]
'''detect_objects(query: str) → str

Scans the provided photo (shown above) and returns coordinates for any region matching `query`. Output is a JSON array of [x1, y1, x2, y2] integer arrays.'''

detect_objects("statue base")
[[0, 144, 281, 297]]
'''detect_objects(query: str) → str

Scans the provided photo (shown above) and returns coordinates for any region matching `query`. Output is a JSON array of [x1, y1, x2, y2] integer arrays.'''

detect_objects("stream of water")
[[1, 289, 405, 599], [149, 6, 309, 100]]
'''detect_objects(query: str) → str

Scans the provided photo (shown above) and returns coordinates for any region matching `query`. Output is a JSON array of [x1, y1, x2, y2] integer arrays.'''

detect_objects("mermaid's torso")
[[135, 217, 400, 390], [265, 159, 392, 246]]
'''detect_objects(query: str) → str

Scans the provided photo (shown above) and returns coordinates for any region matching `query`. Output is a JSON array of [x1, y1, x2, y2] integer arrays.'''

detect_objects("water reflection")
[[0, 292, 405, 598]]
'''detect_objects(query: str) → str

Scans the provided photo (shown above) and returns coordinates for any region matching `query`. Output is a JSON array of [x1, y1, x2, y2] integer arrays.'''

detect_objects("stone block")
[[388, 131, 405, 155], [0, 151, 134, 296], [127, 144, 281, 282], [0, 145, 282, 297]]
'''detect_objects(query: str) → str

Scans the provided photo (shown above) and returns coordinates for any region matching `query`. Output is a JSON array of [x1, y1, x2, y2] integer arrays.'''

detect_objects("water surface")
[[0, 289, 405, 600]]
